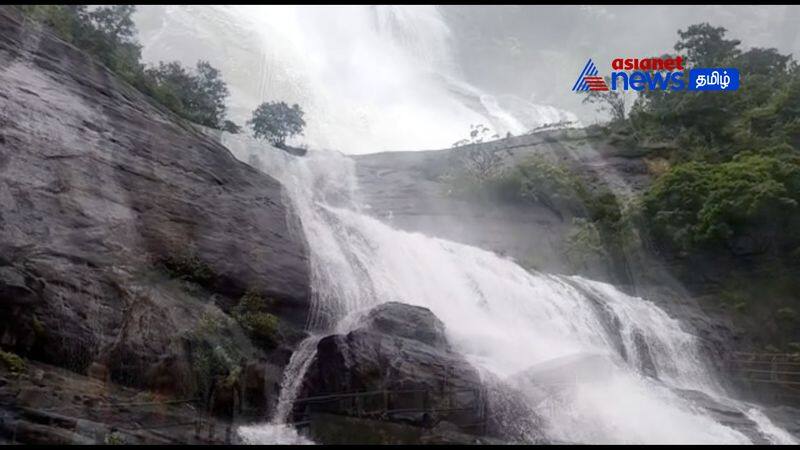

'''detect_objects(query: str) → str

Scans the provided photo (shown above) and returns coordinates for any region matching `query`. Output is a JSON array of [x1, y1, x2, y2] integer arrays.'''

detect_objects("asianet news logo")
[[572, 57, 739, 92]]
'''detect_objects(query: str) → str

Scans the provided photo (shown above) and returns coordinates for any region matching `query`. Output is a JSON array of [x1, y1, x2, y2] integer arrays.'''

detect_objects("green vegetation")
[[582, 76, 628, 123], [777, 307, 798, 323], [143, 60, 230, 128], [0, 349, 26, 375], [445, 24, 800, 349], [222, 120, 242, 134], [104, 433, 124, 445], [627, 24, 800, 163], [14, 5, 233, 129], [232, 290, 280, 347], [564, 218, 609, 270], [31, 315, 46, 341], [641, 149, 800, 256], [446, 154, 638, 277], [492, 156, 590, 216], [573, 23, 800, 271], [446, 154, 588, 214], [188, 308, 244, 402], [624, 24, 800, 275], [247, 101, 306, 146], [586, 23, 800, 349], [161, 253, 216, 286]]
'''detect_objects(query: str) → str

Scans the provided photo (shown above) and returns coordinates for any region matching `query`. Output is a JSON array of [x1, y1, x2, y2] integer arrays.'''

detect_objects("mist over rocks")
[[353, 127, 652, 281]]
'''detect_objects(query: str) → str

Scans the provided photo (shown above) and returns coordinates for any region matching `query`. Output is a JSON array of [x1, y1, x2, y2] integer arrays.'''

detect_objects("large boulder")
[[295, 302, 541, 442], [0, 4, 309, 416]]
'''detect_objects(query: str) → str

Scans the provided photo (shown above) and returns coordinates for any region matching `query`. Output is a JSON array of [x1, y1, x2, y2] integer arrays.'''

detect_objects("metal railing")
[[288, 385, 488, 434], [727, 352, 800, 396]]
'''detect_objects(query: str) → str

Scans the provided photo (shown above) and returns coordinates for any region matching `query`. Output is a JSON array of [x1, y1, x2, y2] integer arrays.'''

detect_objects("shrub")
[[104, 433, 124, 445], [187, 308, 245, 401], [232, 291, 279, 347], [564, 218, 608, 270], [486, 156, 590, 218], [144, 61, 229, 128], [0, 349, 25, 375], [222, 120, 242, 134], [161, 253, 215, 286]]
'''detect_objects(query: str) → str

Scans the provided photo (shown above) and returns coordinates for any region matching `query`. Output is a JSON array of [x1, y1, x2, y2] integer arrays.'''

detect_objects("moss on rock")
[[0, 349, 26, 374]]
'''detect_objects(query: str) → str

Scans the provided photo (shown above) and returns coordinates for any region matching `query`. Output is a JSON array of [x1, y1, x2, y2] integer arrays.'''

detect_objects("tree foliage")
[[642, 150, 800, 256], [582, 76, 627, 122], [674, 22, 741, 68], [247, 102, 306, 146], [452, 123, 499, 148], [222, 120, 242, 134], [145, 61, 229, 128], [627, 22, 800, 266], [15, 5, 232, 129], [629, 23, 799, 163]]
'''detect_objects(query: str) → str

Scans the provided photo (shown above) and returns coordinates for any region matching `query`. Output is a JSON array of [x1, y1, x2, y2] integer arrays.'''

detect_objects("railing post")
[[772, 355, 778, 383]]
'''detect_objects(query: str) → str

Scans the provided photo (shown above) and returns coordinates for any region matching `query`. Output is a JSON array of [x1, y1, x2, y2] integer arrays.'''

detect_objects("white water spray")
[[223, 134, 796, 445], [135, 5, 577, 154]]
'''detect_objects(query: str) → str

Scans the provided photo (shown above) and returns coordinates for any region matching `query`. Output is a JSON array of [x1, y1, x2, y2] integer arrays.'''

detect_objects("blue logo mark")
[[688, 68, 739, 91], [572, 59, 609, 92]]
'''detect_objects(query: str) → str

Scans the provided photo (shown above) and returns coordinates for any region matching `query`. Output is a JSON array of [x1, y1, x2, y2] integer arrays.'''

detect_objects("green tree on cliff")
[[15, 5, 233, 130], [247, 102, 306, 146], [144, 60, 230, 129]]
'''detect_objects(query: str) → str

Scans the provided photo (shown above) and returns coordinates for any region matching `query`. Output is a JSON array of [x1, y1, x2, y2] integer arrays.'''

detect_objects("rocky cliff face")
[[0, 7, 310, 442], [353, 128, 653, 281]]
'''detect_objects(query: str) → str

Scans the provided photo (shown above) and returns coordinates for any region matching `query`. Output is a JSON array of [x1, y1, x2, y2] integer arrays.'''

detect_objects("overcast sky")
[[442, 5, 800, 123], [133, 5, 800, 151]]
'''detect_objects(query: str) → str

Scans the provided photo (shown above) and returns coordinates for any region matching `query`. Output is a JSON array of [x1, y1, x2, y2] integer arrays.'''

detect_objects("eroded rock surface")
[[0, 6, 310, 441]]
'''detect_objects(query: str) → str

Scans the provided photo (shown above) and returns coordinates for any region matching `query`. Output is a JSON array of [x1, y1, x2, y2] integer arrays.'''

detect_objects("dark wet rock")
[[296, 302, 542, 442], [632, 330, 658, 379], [0, 360, 235, 444], [240, 359, 283, 418], [760, 405, 800, 440], [305, 412, 510, 444], [297, 303, 483, 428], [275, 142, 308, 157], [674, 389, 772, 444], [0, 4, 309, 427]]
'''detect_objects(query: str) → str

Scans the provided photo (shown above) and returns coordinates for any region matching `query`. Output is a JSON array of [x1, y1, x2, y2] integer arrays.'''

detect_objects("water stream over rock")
[[224, 134, 796, 444]]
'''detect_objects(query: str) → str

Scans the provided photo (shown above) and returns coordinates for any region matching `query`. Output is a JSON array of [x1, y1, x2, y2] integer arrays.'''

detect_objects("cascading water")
[[134, 5, 577, 154], [224, 134, 797, 445]]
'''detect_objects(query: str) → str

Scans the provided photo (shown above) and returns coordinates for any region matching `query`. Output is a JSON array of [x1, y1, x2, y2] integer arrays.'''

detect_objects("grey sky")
[[442, 5, 800, 123], [132, 5, 800, 151]]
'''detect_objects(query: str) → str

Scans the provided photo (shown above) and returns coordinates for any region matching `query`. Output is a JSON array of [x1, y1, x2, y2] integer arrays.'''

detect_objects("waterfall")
[[223, 134, 795, 444], [134, 5, 577, 153]]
